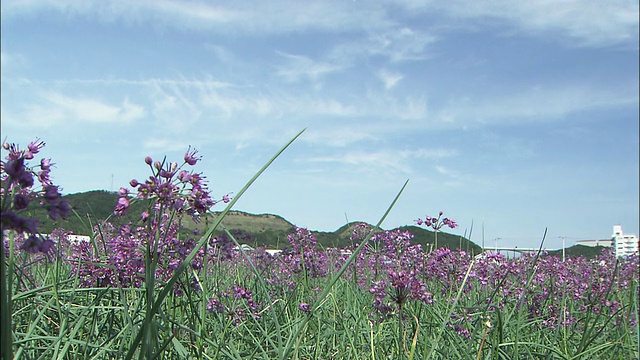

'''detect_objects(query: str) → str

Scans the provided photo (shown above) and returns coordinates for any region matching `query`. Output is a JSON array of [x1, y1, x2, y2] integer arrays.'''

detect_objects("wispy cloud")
[[327, 27, 437, 67], [308, 147, 457, 174], [434, 165, 461, 180], [4, 1, 637, 48], [401, 148, 458, 160], [424, 0, 639, 47], [377, 69, 404, 89], [309, 150, 412, 173], [15, 92, 145, 127], [142, 137, 192, 152], [1, 0, 387, 34], [366, 27, 437, 62], [303, 127, 379, 147], [435, 84, 639, 127], [275, 52, 343, 83]]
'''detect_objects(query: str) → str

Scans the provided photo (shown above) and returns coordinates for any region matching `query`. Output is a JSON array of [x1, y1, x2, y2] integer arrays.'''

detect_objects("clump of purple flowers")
[[116, 147, 229, 222], [416, 211, 458, 231], [1, 138, 71, 255], [262, 227, 329, 296], [416, 211, 458, 249], [70, 147, 229, 294], [342, 223, 435, 320], [207, 283, 261, 325]]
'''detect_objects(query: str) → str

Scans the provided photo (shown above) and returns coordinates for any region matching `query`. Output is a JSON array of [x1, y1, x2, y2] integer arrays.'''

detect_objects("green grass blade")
[[281, 179, 409, 359], [124, 128, 305, 360]]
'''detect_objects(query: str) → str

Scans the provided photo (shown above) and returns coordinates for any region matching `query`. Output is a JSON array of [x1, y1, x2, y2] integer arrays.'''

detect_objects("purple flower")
[[20, 234, 42, 253], [41, 185, 71, 220], [184, 146, 200, 166], [25, 138, 45, 158], [5, 158, 34, 188], [43, 185, 62, 204], [177, 170, 191, 182], [19, 234, 54, 255], [114, 196, 130, 216], [443, 218, 458, 229], [47, 199, 71, 220], [1, 212, 40, 234], [159, 169, 175, 179], [40, 158, 52, 171], [13, 193, 30, 210], [298, 302, 311, 312], [416, 211, 458, 231]]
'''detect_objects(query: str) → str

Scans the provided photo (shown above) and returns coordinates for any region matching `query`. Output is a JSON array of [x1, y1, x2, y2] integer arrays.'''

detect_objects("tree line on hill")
[[22, 190, 605, 258]]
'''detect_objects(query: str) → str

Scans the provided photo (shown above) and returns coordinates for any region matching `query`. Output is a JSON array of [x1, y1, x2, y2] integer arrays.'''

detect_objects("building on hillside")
[[67, 234, 91, 243], [612, 225, 639, 258], [574, 239, 612, 248]]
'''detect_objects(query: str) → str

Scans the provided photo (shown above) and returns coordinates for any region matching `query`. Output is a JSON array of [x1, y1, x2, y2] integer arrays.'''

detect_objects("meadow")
[[1, 134, 638, 359]]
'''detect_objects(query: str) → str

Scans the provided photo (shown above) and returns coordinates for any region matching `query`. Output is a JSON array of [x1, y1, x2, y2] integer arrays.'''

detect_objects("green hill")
[[546, 244, 610, 259], [23, 190, 480, 252]]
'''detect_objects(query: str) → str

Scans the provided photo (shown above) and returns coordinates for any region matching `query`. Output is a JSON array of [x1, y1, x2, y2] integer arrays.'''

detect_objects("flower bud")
[[145, 156, 153, 165]]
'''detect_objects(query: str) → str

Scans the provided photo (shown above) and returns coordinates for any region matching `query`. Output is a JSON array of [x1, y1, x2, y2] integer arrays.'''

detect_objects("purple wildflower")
[[25, 138, 45, 159], [298, 302, 311, 312], [13, 193, 30, 210], [19, 234, 55, 255], [184, 146, 200, 166], [114, 197, 130, 216], [5, 158, 34, 188], [1, 212, 40, 234]]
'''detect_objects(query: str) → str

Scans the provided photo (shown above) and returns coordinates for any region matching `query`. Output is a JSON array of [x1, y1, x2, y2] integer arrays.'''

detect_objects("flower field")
[[2, 135, 638, 359]]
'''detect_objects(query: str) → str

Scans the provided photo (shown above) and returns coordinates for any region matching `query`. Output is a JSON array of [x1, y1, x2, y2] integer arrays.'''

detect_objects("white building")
[[612, 225, 639, 258]]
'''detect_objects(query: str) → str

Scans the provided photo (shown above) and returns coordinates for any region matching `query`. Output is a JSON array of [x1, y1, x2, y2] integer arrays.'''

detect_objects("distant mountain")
[[25, 190, 482, 253]]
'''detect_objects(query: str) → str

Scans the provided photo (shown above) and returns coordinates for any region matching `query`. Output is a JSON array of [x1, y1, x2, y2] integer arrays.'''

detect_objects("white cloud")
[[275, 52, 343, 83], [377, 69, 404, 89], [17, 92, 145, 127], [142, 137, 190, 152], [3, 0, 636, 48], [435, 84, 638, 126], [309, 150, 412, 174], [400, 148, 457, 160], [327, 27, 437, 67], [303, 127, 379, 147], [1, 0, 387, 34], [307, 147, 457, 174], [367, 27, 437, 62], [424, 0, 639, 47]]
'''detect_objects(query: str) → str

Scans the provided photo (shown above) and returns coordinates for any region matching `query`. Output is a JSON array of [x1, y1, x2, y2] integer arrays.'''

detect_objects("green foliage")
[[547, 244, 610, 259], [7, 247, 638, 359], [23, 190, 149, 234], [25, 191, 480, 252], [398, 225, 483, 255]]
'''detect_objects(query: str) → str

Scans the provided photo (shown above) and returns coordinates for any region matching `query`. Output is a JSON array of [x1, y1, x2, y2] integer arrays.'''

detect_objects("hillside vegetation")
[[26, 190, 482, 253]]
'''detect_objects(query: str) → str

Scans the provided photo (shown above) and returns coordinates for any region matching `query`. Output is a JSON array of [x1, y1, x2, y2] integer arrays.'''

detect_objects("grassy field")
[[3, 225, 638, 359], [2, 134, 638, 359]]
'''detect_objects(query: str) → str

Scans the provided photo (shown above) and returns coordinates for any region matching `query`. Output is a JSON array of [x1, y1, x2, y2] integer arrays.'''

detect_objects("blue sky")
[[2, 1, 638, 249]]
